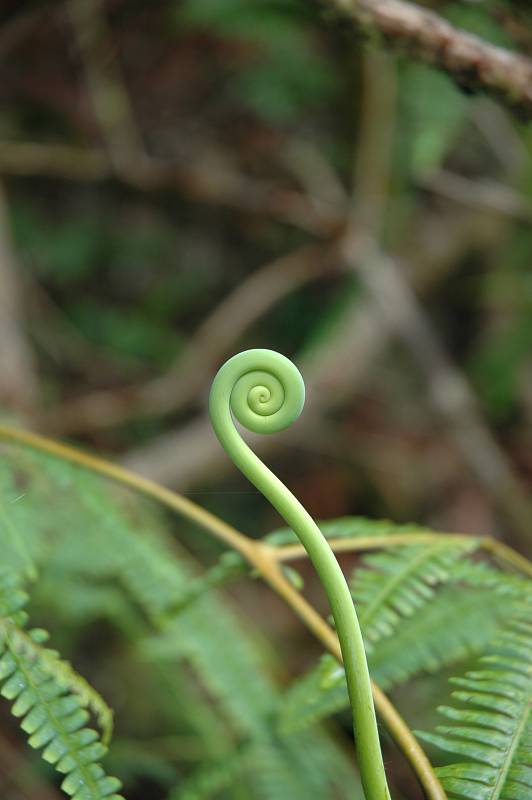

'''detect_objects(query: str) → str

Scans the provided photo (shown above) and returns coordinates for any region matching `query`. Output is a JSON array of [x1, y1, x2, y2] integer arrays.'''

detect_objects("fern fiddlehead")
[[209, 349, 391, 800]]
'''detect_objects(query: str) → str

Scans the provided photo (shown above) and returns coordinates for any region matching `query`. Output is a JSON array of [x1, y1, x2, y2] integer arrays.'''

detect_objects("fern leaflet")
[[0, 573, 123, 800], [417, 598, 532, 800], [266, 516, 441, 547], [352, 539, 479, 647]]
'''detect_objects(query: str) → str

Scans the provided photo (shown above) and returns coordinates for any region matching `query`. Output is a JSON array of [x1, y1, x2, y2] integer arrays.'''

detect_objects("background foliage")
[[0, 1, 531, 798]]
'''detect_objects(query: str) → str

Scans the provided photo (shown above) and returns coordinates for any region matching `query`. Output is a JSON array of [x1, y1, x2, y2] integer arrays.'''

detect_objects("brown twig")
[[418, 168, 532, 223], [0, 141, 341, 236], [274, 531, 532, 577], [329, 0, 532, 117], [471, 99, 528, 176], [68, 0, 143, 166], [0, 183, 38, 415], [343, 45, 532, 556]]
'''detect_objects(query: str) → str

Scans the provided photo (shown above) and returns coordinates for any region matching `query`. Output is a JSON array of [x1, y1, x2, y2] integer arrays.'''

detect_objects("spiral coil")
[[209, 348, 390, 800], [209, 349, 305, 435]]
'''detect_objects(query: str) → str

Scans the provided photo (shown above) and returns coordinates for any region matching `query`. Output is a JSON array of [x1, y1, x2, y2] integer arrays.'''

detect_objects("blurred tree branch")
[[329, 0, 532, 117], [121, 46, 532, 556], [120, 207, 500, 486], [68, 0, 143, 166], [344, 46, 532, 555], [0, 183, 38, 415], [39, 242, 341, 434], [345, 238, 532, 554], [418, 168, 532, 223], [0, 141, 340, 236]]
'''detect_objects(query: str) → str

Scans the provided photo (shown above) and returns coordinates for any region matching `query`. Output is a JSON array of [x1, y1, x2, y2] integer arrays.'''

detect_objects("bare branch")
[[0, 182, 38, 414], [0, 141, 341, 236], [40, 243, 340, 434], [418, 168, 532, 223], [68, 0, 143, 165], [120, 208, 491, 487], [346, 43, 532, 552], [345, 236, 532, 554], [329, 0, 532, 117]]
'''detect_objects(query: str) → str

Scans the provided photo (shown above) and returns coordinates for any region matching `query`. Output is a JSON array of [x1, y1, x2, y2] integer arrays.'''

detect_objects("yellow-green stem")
[[209, 349, 391, 800]]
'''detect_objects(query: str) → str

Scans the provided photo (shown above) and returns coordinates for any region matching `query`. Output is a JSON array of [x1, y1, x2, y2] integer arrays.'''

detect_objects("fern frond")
[[0, 573, 122, 800], [369, 586, 515, 690], [169, 723, 362, 800], [168, 749, 250, 800], [278, 654, 347, 734], [280, 727, 362, 798], [15, 626, 115, 746], [417, 598, 532, 800], [1, 445, 357, 798], [0, 456, 38, 579], [352, 539, 479, 647], [249, 736, 325, 800], [266, 515, 440, 546], [151, 551, 248, 621], [279, 579, 521, 733], [6, 446, 356, 796], [451, 559, 531, 597], [120, 530, 361, 798]]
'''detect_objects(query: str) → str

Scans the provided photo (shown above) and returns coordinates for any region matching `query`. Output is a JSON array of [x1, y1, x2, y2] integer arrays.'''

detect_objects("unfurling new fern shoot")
[[209, 349, 391, 800]]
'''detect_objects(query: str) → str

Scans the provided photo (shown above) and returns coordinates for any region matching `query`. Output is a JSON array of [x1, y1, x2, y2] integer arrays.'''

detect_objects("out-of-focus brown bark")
[[330, 0, 532, 117], [0, 183, 38, 414]]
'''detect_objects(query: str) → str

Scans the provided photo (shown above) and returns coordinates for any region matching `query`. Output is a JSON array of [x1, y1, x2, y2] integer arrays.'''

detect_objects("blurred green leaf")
[[12, 204, 104, 282], [69, 301, 184, 363], [470, 315, 532, 421], [177, 0, 337, 122], [445, 3, 515, 48], [398, 63, 468, 176]]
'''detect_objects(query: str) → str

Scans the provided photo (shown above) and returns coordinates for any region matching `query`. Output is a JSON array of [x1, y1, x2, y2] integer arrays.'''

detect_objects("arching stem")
[[209, 350, 391, 800]]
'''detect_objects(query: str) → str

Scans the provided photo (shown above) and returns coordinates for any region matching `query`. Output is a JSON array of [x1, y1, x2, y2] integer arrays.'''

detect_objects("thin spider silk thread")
[[209, 349, 391, 800]]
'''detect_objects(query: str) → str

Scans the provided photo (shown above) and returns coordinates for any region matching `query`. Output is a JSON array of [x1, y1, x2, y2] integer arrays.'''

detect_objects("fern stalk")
[[209, 349, 391, 800]]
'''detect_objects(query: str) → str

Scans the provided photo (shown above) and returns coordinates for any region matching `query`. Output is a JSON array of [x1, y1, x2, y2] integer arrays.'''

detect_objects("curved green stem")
[[209, 349, 391, 800]]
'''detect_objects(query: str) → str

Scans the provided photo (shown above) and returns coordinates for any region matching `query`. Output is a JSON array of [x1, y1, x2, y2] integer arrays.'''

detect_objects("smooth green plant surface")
[[209, 349, 391, 800]]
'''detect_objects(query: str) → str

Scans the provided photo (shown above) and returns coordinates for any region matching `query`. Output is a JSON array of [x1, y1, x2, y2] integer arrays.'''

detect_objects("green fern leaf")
[[369, 585, 515, 690], [0, 573, 123, 800], [266, 515, 439, 547], [14, 626, 115, 746], [0, 455, 39, 579], [168, 749, 250, 800], [279, 574, 522, 733], [278, 654, 348, 734], [417, 599, 532, 800], [2, 445, 357, 798], [352, 539, 480, 647]]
